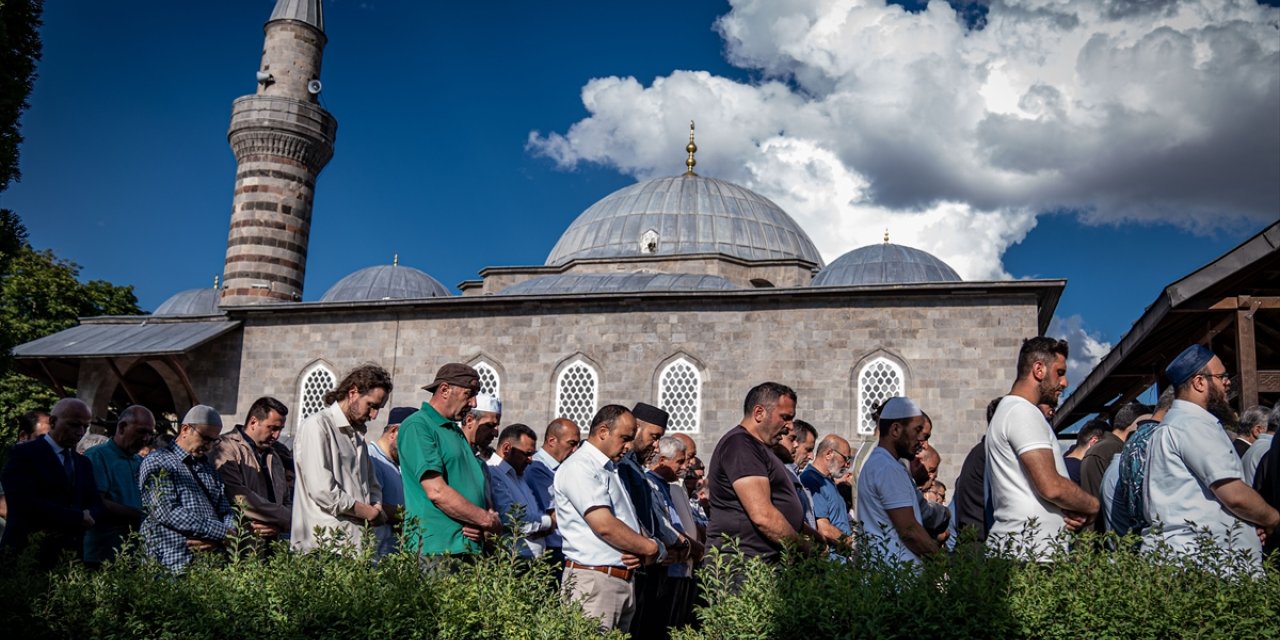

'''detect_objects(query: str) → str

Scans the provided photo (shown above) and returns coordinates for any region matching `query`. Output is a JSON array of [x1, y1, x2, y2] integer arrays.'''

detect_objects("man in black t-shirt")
[[707, 382, 813, 563]]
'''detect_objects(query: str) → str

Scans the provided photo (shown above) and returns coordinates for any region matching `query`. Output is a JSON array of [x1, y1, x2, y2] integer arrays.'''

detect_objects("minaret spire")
[[683, 121, 698, 176], [221, 1, 337, 305]]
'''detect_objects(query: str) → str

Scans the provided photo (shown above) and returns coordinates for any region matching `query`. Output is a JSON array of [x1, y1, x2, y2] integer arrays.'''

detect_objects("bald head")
[[917, 446, 941, 489], [543, 417, 582, 463], [49, 398, 92, 449], [813, 434, 851, 477], [115, 405, 157, 455], [672, 433, 697, 459]]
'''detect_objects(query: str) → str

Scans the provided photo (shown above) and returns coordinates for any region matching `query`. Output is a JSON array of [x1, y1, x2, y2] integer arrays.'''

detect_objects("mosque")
[[13, 0, 1063, 484]]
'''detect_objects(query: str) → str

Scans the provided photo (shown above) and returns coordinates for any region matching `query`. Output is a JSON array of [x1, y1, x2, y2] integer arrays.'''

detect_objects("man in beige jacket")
[[211, 397, 293, 537]]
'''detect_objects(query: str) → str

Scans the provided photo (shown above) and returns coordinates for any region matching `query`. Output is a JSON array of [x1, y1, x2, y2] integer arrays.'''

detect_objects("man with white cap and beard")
[[1143, 344, 1279, 572], [857, 397, 939, 564]]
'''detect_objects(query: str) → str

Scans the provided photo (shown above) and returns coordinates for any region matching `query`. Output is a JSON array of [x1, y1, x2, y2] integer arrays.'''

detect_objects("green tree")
[[0, 240, 140, 444], [0, 0, 44, 191]]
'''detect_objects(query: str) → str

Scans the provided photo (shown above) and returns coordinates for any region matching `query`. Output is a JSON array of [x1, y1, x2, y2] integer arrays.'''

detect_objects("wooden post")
[[1236, 305, 1258, 409], [106, 359, 138, 405]]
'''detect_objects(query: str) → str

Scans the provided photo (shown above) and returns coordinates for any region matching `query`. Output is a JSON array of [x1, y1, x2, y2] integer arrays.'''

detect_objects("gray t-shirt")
[[857, 446, 924, 564]]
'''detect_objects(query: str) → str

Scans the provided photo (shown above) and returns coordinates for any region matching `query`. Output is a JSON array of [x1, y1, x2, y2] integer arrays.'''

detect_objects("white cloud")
[[1048, 314, 1113, 393], [529, 0, 1279, 275]]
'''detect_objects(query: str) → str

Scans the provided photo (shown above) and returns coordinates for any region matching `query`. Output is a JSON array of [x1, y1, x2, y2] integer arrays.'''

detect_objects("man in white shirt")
[[488, 423, 555, 558], [1143, 344, 1279, 572], [291, 364, 391, 552], [857, 397, 938, 564], [1240, 405, 1276, 486], [554, 405, 664, 633], [986, 337, 1098, 561]]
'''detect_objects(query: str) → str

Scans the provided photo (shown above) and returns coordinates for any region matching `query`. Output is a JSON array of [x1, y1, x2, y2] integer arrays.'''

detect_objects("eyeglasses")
[[187, 427, 219, 445], [832, 450, 851, 464], [1200, 371, 1232, 383]]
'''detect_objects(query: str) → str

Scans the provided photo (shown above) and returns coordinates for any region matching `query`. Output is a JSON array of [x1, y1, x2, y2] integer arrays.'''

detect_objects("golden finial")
[[683, 120, 698, 176], [883, 229, 890, 244], [213, 274, 220, 289], [393, 253, 399, 267]]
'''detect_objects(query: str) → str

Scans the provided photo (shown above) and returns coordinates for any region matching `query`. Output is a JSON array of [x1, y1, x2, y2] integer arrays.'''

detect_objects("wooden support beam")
[[37, 360, 67, 398], [1260, 370, 1280, 394], [1173, 295, 1280, 313], [1204, 313, 1236, 343], [165, 355, 199, 408], [106, 359, 138, 405], [1236, 309, 1258, 408]]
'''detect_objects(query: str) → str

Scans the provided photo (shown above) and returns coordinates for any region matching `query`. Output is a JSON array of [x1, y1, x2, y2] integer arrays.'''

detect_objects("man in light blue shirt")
[[802, 434, 853, 549], [488, 424, 554, 558], [1143, 345, 1279, 573], [857, 397, 939, 565], [84, 405, 155, 565], [368, 407, 412, 557], [525, 417, 581, 569], [1241, 406, 1276, 486]]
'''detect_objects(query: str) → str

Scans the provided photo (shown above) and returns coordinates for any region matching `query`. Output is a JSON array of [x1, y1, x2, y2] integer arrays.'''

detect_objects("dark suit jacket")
[[1, 438, 104, 564]]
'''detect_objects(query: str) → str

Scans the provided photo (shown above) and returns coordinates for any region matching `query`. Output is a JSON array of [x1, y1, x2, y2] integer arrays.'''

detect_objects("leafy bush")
[[2, 527, 1277, 639]]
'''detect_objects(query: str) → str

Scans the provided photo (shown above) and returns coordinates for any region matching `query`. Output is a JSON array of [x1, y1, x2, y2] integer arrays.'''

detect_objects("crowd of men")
[[2, 337, 1280, 637]]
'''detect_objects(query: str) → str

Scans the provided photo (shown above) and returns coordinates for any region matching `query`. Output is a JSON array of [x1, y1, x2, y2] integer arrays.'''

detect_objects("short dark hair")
[[245, 396, 289, 425], [986, 397, 1003, 424], [16, 410, 49, 437], [323, 363, 394, 405], [1016, 337, 1070, 380], [1074, 420, 1111, 451], [1112, 402, 1151, 432], [498, 423, 537, 447], [742, 382, 797, 416], [590, 404, 632, 435], [792, 419, 817, 443]]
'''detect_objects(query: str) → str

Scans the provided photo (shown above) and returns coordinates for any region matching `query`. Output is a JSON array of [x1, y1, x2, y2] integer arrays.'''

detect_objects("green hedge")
[[1, 529, 1277, 639]]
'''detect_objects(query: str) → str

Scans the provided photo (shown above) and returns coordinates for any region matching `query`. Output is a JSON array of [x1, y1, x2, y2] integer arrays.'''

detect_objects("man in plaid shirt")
[[140, 405, 237, 570]]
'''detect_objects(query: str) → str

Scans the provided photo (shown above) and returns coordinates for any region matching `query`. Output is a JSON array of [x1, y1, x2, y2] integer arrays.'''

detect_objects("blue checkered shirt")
[[139, 442, 236, 570]]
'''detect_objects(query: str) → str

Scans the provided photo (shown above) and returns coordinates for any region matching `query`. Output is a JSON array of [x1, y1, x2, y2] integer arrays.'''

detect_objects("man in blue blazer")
[[1, 398, 104, 566]]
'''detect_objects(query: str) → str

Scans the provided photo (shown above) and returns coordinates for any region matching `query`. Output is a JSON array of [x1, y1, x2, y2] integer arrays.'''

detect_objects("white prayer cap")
[[474, 393, 502, 415], [879, 397, 922, 421]]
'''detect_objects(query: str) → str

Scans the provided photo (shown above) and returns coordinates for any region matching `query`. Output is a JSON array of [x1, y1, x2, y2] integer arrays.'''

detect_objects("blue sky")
[[4, 1, 1277, 405]]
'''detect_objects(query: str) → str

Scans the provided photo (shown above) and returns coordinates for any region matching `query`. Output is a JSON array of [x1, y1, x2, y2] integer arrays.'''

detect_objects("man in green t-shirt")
[[398, 363, 502, 555]]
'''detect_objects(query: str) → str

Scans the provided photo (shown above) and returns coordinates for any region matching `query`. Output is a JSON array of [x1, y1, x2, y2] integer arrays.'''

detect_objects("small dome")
[[546, 174, 824, 267], [812, 242, 962, 286], [153, 287, 221, 315], [320, 264, 450, 302], [498, 272, 739, 296]]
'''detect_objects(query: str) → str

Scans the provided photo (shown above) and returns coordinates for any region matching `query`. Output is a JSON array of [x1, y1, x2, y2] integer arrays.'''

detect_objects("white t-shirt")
[[1143, 400, 1261, 569], [857, 446, 924, 564], [985, 395, 1068, 560]]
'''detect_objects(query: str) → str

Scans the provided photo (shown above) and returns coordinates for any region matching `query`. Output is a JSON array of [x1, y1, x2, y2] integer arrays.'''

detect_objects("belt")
[[564, 560, 634, 582]]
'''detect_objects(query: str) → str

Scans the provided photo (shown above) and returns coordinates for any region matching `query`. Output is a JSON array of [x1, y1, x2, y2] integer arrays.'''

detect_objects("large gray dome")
[[498, 272, 738, 296], [546, 175, 824, 267], [154, 287, 221, 315], [320, 264, 450, 302], [812, 242, 962, 286]]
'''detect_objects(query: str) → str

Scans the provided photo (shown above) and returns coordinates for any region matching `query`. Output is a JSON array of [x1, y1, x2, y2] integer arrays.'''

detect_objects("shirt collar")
[[326, 402, 355, 433], [43, 433, 68, 456], [577, 441, 613, 470], [489, 452, 519, 479], [533, 447, 560, 470]]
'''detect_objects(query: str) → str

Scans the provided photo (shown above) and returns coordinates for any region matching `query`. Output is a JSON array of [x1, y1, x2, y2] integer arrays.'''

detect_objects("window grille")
[[658, 358, 702, 433], [858, 357, 904, 435], [299, 364, 336, 422], [475, 362, 500, 398], [555, 360, 598, 427]]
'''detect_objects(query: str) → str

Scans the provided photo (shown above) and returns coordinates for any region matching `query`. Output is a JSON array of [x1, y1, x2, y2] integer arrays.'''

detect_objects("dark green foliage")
[[0, 0, 43, 192]]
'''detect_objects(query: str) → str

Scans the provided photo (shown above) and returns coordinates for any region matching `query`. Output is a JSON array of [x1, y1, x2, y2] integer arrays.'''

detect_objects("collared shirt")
[[1144, 400, 1262, 569], [554, 441, 642, 567], [488, 452, 553, 558], [1243, 433, 1274, 487], [210, 428, 291, 531], [801, 466, 850, 536], [83, 439, 142, 563], [367, 441, 403, 557], [667, 479, 699, 576], [139, 442, 235, 571], [786, 463, 818, 531], [645, 469, 689, 577], [290, 403, 383, 552], [857, 446, 924, 564], [618, 451, 682, 546], [524, 448, 562, 548], [399, 401, 488, 556], [43, 434, 74, 480]]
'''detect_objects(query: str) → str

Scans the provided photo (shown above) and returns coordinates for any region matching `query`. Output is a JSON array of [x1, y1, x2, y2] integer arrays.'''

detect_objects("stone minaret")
[[221, 0, 336, 305]]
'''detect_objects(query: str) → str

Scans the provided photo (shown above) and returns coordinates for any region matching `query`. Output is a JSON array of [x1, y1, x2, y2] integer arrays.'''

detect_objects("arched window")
[[857, 357, 904, 435], [475, 361, 500, 398], [555, 359, 598, 428], [658, 358, 702, 433], [298, 362, 336, 422]]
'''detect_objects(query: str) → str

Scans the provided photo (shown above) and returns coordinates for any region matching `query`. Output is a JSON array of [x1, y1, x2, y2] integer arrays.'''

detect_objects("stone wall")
[[222, 290, 1042, 491]]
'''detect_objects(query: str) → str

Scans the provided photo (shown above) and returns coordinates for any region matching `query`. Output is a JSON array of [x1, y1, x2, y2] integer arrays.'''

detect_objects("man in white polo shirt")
[[987, 337, 1098, 561], [553, 404, 664, 633], [857, 397, 939, 564]]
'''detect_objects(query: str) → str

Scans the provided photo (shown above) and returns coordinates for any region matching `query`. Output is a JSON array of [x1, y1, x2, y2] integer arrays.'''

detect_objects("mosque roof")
[[269, 0, 324, 31], [497, 272, 739, 296], [811, 241, 962, 287], [153, 287, 221, 316], [320, 263, 451, 302]]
